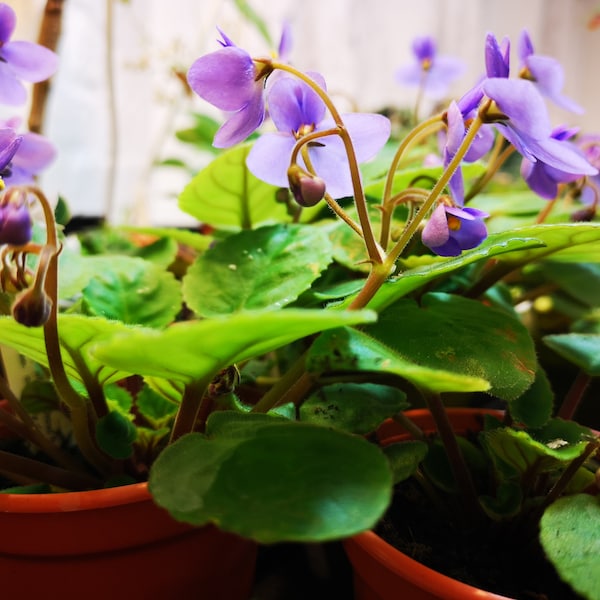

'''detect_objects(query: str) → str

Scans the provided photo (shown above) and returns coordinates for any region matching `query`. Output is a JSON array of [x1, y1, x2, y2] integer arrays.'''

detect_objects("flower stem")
[[270, 61, 384, 264]]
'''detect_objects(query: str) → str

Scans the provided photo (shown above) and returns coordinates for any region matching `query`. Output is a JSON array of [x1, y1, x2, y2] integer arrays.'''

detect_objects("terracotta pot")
[[0, 481, 257, 599], [344, 408, 512, 600]]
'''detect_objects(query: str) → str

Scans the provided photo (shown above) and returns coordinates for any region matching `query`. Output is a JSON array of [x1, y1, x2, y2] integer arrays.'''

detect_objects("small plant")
[[1, 4, 600, 598]]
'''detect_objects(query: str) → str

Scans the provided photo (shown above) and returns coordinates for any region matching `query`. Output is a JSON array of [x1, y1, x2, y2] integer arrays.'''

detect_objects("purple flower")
[[574, 134, 600, 205], [482, 78, 596, 178], [521, 126, 586, 199], [0, 127, 22, 181], [0, 3, 59, 106], [0, 118, 56, 185], [422, 203, 489, 257], [187, 28, 273, 148], [518, 30, 583, 114], [396, 36, 465, 99], [246, 73, 391, 199]]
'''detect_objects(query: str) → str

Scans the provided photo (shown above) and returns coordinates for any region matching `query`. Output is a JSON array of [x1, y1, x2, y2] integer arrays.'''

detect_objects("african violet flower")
[[521, 125, 586, 199], [246, 73, 391, 199], [0, 127, 22, 182], [396, 35, 465, 99], [187, 28, 273, 148], [0, 3, 59, 106], [518, 30, 583, 114], [422, 203, 489, 257], [0, 118, 56, 185]]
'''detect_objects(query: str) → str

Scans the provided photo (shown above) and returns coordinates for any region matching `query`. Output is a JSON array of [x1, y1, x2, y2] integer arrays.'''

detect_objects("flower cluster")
[[187, 28, 597, 259]]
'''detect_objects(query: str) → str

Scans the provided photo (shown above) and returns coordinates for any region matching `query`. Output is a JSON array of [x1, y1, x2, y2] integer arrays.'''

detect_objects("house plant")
[[1, 3, 600, 598]]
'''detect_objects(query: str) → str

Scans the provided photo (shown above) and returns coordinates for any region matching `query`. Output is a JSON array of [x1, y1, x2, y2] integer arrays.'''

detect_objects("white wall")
[[9, 0, 600, 224]]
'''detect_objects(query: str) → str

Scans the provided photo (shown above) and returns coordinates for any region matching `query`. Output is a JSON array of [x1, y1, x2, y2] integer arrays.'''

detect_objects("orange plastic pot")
[[344, 408, 512, 600], [0, 482, 257, 599]]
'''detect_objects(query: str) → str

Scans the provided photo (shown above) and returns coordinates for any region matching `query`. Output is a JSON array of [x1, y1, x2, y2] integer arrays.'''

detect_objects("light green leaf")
[[178, 144, 289, 230], [183, 224, 333, 316], [0, 315, 140, 387], [92, 309, 377, 385]]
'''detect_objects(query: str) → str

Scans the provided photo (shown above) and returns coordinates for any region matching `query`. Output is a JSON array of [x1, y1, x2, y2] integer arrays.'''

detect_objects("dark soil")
[[377, 478, 584, 600]]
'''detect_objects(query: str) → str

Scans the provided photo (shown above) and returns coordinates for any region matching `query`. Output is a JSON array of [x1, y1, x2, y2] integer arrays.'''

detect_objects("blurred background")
[[8, 0, 600, 225]]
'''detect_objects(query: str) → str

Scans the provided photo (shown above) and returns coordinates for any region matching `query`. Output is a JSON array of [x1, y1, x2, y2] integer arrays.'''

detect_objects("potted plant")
[[1, 3, 600, 598]]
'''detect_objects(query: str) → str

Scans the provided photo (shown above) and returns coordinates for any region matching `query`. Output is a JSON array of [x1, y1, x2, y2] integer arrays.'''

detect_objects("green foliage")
[[540, 495, 600, 600], [149, 411, 392, 542], [543, 333, 600, 376], [300, 383, 408, 434], [183, 224, 333, 316]]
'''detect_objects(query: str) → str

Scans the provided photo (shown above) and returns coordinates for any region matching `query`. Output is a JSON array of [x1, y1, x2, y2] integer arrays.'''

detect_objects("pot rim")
[[0, 480, 150, 513]]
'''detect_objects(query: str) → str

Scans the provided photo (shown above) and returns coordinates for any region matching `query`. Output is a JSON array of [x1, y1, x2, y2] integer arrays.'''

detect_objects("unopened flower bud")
[[287, 165, 326, 207], [12, 287, 52, 327], [0, 202, 32, 246]]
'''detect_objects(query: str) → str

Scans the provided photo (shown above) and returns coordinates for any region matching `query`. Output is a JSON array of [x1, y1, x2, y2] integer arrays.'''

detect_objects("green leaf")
[[136, 385, 178, 426], [149, 418, 392, 542], [482, 422, 592, 477], [95, 411, 137, 459], [0, 315, 139, 387], [183, 224, 333, 316], [543, 333, 600, 376], [300, 383, 408, 434], [479, 481, 523, 519], [178, 144, 290, 230], [366, 294, 537, 402], [383, 440, 428, 484], [340, 223, 600, 312], [82, 260, 182, 327], [92, 309, 377, 385], [306, 326, 490, 394], [509, 367, 554, 428], [540, 494, 600, 600]]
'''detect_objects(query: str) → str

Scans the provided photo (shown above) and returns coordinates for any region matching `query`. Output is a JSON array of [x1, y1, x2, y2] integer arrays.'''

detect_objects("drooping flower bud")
[[287, 165, 326, 207], [0, 201, 33, 245], [12, 287, 52, 327]]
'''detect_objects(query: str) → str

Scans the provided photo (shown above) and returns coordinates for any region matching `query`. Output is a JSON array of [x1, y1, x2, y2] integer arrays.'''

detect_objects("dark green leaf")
[[149, 419, 392, 542], [306, 326, 490, 394], [543, 333, 600, 376], [136, 385, 178, 426], [95, 411, 137, 459], [366, 294, 537, 402], [509, 366, 553, 428], [300, 383, 408, 434], [383, 440, 428, 484]]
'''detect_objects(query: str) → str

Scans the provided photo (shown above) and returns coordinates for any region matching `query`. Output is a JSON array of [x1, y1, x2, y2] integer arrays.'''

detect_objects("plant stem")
[[170, 379, 210, 442], [269, 62, 384, 264], [0, 450, 101, 491], [557, 369, 592, 421], [24, 187, 115, 475], [421, 390, 483, 519]]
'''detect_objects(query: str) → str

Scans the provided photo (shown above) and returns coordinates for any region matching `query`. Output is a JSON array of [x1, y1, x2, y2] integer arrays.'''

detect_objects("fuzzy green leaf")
[[148, 416, 392, 543], [95, 411, 137, 459], [366, 294, 537, 402], [306, 326, 490, 394], [183, 224, 333, 317], [540, 494, 600, 600], [383, 440, 428, 484]]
